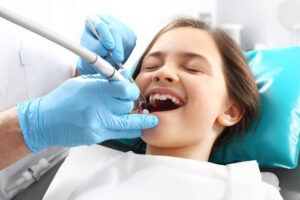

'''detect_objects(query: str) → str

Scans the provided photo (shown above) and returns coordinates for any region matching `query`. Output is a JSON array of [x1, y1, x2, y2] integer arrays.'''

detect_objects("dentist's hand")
[[17, 74, 158, 152], [77, 15, 136, 75]]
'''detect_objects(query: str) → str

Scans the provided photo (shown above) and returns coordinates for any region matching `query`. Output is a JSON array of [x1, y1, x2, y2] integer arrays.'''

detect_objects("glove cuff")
[[17, 98, 44, 153]]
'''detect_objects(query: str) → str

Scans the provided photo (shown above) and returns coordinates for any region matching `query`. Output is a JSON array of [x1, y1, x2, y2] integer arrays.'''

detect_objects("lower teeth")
[[142, 109, 149, 114]]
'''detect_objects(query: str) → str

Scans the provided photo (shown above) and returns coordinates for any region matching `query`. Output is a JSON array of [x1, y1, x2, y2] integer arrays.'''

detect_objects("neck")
[[145, 140, 214, 162]]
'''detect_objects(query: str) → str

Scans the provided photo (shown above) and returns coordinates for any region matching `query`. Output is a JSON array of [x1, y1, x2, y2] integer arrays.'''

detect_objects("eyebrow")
[[145, 51, 212, 68], [144, 51, 164, 59]]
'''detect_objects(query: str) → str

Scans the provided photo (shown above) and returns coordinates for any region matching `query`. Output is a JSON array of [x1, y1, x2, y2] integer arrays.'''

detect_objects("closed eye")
[[141, 54, 163, 72], [184, 66, 202, 74], [142, 65, 160, 72]]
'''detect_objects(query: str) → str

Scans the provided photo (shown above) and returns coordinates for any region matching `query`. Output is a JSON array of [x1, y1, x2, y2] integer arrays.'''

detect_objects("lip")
[[144, 87, 187, 105]]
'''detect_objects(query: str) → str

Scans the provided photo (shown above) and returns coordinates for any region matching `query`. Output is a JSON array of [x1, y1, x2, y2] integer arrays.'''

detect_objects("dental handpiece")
[[0, 5, 127, 82], [85, 20, 147, 107]]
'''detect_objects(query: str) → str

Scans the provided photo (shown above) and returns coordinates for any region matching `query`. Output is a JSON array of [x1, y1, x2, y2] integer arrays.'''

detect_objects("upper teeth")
[[149, 94, 181, 105]]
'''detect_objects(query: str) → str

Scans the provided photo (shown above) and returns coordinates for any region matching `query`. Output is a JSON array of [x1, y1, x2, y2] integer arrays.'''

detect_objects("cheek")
[[184, 79, 224, 128], [134, 73, 151, 91]]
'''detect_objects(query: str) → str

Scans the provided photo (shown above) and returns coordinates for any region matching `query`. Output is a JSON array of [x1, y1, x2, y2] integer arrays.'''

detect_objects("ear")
[[217, 103, 244, 127]]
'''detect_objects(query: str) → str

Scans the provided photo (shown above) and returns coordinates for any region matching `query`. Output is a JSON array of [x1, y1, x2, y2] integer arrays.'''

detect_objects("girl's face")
[[135, 27, 238, 150]]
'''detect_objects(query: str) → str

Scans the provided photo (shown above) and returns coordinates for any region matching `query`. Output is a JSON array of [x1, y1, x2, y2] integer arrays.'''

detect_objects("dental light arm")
[[0, 6, 127, 82]]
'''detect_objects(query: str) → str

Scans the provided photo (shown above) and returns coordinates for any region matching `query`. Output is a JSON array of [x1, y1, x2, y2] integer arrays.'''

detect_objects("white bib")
[[44, 146, 283, 200]]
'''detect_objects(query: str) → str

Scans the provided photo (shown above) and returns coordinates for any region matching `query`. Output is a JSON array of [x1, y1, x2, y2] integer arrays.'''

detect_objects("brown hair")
[[132, 17, 260, 148]]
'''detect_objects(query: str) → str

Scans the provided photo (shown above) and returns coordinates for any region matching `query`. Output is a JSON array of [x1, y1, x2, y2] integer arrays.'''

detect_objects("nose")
[[152, 67, 179, 84]]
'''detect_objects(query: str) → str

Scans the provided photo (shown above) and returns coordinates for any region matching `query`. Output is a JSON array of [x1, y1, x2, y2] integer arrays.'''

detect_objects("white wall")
[[0, 0, 217, 68], [5, 0, 298, 58], [217, 0, 298, 50], [71, 0, 217, 67]]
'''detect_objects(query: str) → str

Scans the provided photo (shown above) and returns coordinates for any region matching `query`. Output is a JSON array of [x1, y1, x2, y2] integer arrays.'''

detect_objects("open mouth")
[[142, 93, 185, 113]]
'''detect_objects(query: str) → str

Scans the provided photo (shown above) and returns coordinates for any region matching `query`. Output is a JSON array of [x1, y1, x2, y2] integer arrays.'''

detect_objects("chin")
[[142, 125, 181, 148]]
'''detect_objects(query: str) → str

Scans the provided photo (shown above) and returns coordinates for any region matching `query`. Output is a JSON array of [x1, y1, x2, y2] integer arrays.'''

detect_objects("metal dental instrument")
[[85, 20, 147, 107], [0, 5, 127, 82]]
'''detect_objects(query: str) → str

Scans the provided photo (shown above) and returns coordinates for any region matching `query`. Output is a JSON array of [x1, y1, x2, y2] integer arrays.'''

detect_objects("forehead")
[[148, 27, 223, 67]]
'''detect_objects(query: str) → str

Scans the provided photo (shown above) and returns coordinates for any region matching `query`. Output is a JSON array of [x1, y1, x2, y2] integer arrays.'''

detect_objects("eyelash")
[[184, 66, 202, 74], [142, 65, 160, 71], [141, 65, 203, 74]]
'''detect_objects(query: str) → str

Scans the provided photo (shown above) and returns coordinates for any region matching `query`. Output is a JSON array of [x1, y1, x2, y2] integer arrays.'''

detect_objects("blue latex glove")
[[77, 15, 136, 75], [17, 74, 158, 152]]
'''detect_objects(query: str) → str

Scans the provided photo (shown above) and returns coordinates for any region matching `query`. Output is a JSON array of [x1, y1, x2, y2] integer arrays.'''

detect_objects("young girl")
[[45, 17, 283, 200], [131, 17, 259, 161]]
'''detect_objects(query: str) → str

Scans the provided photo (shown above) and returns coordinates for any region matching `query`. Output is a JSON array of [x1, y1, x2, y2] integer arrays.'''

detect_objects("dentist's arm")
[[0, 107, 30, 169]]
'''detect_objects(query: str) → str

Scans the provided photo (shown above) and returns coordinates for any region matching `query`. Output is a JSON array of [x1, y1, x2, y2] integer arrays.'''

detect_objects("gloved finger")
[[91, 127, 142, 143], [119, 68, 132, 79], [102, 80, 140, 100], [110, 100, 134, 115], [111, 114, 159, 131], [88, 15, 115, 50], [76, 59, 98, 75], [109, 26, 124, 63], [102, 15, 136, 64], [81, 28, 109, 58], [105, 129, 142, 140], [98, 15, 115, 25]]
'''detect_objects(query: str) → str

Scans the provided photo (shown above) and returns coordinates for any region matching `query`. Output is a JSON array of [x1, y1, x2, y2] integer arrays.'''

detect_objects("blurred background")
[[1, 0, 299, 67]]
